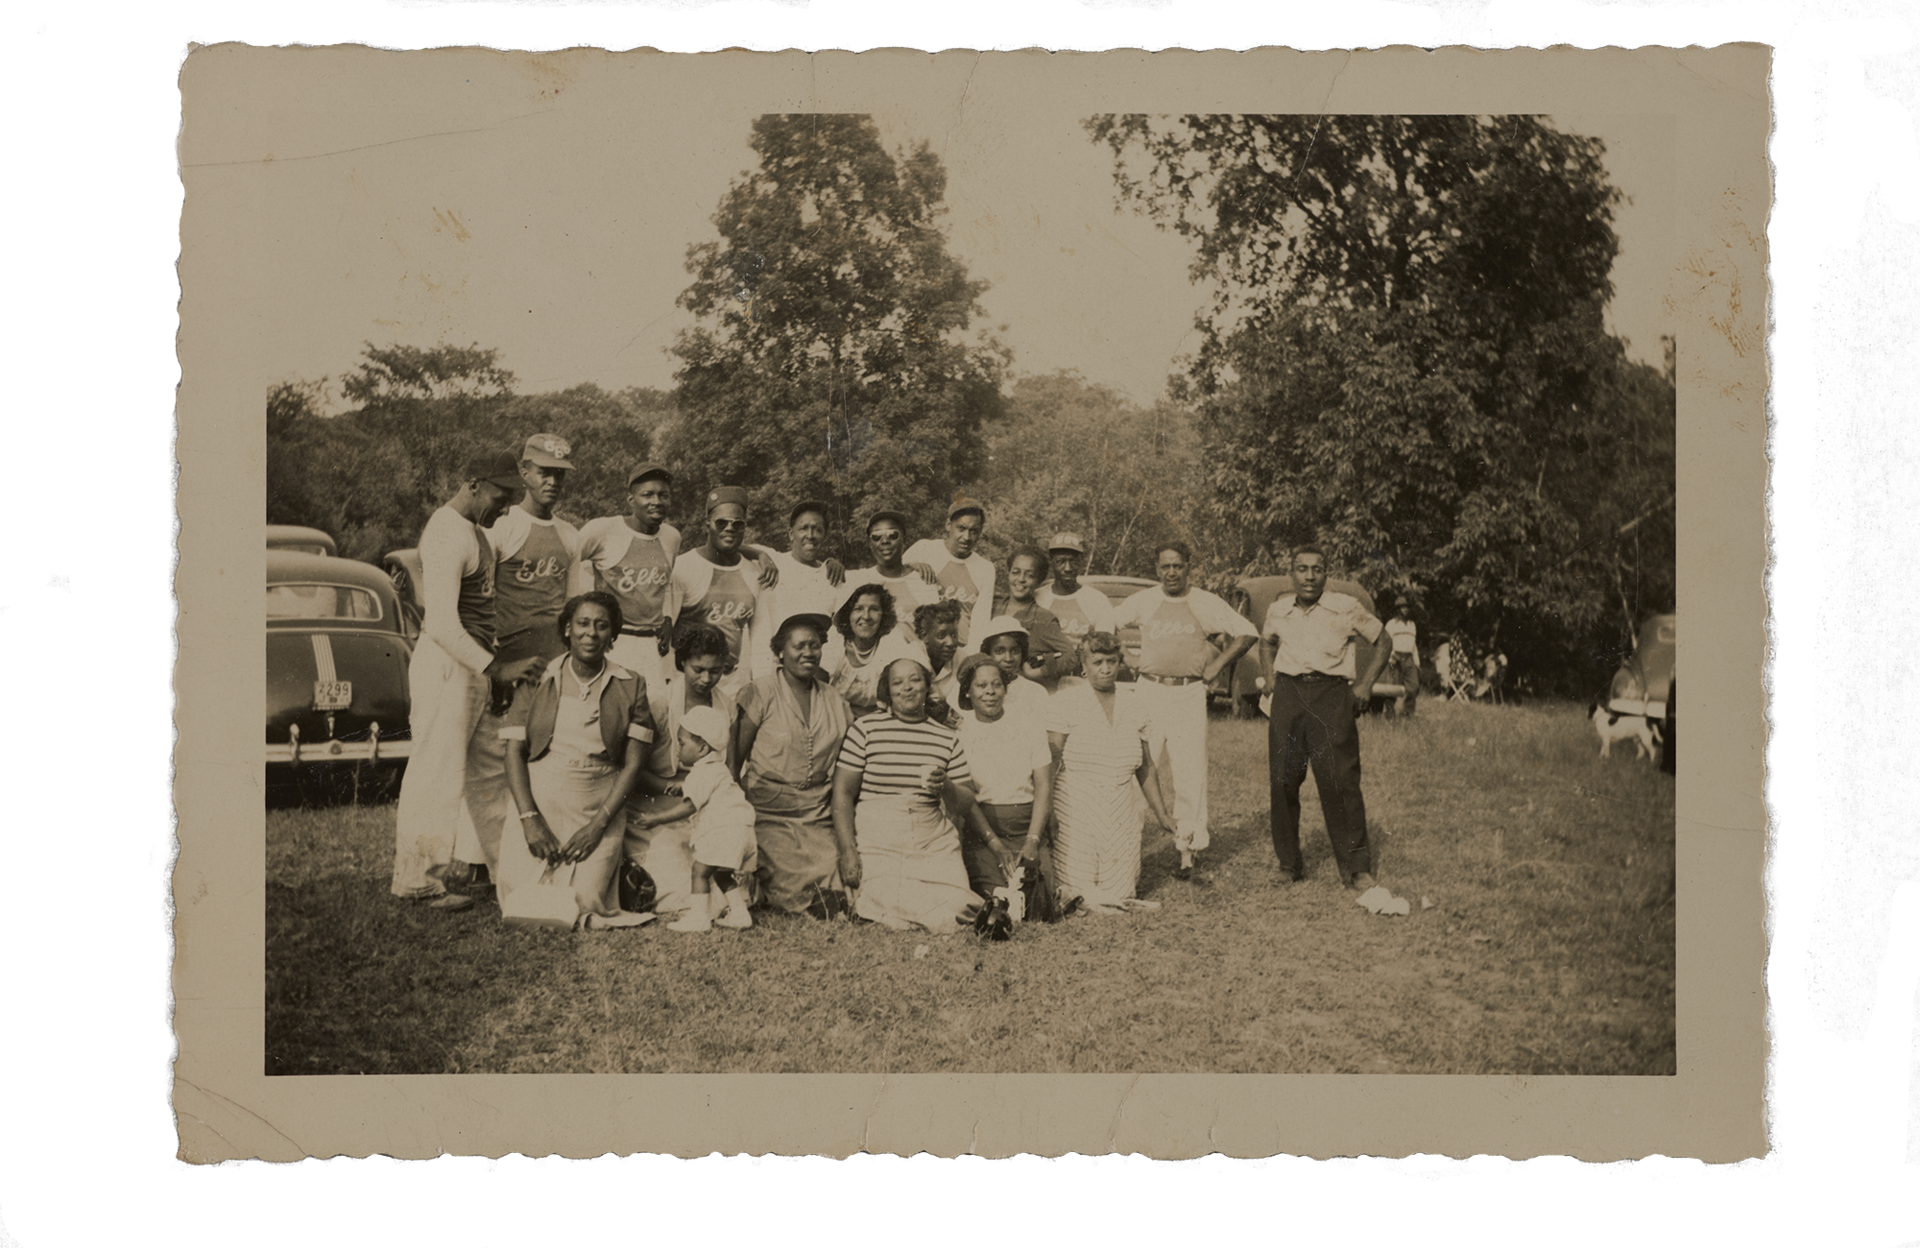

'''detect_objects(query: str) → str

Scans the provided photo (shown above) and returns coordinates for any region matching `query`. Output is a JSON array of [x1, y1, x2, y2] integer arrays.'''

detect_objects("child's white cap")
[[679, 705, 730, 753]]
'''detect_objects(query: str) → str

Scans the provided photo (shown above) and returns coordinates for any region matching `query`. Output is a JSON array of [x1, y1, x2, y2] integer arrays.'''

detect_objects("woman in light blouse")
[[953, 652, 1056, 904]]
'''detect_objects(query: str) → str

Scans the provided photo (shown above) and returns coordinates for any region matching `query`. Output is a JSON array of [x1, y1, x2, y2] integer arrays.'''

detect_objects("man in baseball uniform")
[[904, 495, 996, 650]]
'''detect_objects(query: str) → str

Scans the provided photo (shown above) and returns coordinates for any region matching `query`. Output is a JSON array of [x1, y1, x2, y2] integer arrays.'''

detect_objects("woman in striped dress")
[[831, 647, 995, 931], [1046, 631, 1173, 914]]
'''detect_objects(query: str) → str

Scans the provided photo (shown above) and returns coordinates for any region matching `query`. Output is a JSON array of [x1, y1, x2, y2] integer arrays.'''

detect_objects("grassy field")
[[266, 696, 1675, 1075]]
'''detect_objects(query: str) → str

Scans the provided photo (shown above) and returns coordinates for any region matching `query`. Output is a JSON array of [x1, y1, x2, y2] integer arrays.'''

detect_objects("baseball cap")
[[678, 705, 731, 753], [467, 450, 524, 491], [521, 432, 574, 470], [788, 499, 830, 527], [947, 495, 986, 521], [776, 611, 834, 641], [626, 463, 673, 488], [706, 485, 750, 513], [1047, 532, 1088, 555], [867, 508, 909, 533]]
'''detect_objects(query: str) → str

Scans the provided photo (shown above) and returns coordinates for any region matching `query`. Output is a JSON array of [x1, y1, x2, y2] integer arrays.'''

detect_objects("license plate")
[[312, 680, 353, 710]]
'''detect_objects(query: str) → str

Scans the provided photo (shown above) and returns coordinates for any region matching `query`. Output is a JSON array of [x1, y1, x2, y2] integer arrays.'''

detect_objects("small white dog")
[[1590, 704, 1659, 760]]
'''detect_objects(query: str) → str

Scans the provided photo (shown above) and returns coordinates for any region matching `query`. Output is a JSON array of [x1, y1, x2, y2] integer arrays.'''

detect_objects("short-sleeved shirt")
[[672, 551, 759, 663], [836, 711, 973, 806], [1112, 587, 1257, 679], [1036, 582, 1116, 641], [959, 708, 1053, 806], [1386, 617, 1418, 656], [1046, 683, 1151, 787], [487, 507, 581, 664], [577, 517, 679, 633], [903, 539, 997, 648], [1262, 591, 1384, 679], [738, 670, 853, 795]]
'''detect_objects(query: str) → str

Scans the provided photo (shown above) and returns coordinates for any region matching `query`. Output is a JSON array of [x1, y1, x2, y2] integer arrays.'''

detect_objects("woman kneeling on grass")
[[497, 592, 657, 929], [831, 646, 996, 931], [626, 622, 737, 921], [737, 612, 855, 917], [954, 653, 1055, 903], [1047, 632, 1173, 916]]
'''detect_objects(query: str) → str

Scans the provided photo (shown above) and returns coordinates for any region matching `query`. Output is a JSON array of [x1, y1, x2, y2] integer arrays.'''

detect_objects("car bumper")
[[265, 738, 412, 764], [1607, 698, 1667, 720]]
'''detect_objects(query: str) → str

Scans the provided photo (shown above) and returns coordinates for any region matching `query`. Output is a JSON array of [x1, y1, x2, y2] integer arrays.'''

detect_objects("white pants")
[[1134, 678, 1210, 853], [452, 707, 511, 871], [391, 636, 493, 898]]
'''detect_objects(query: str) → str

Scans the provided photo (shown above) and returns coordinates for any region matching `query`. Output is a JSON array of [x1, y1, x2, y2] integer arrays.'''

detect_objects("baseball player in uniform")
[[576, 464, 683, 694], [670, 485, 763, 697], [904, 496, 996, 650]]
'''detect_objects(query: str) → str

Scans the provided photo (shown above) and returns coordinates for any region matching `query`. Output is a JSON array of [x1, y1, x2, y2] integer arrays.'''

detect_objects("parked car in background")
[[266, 549, 413, 805], [1609, 613, 1676, 760], [381, 548, 426, 643], [267, 524, 338, 557], [1223, 575, 1406, 716]]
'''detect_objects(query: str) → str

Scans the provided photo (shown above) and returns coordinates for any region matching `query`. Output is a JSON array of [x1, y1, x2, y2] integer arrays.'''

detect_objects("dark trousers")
[[1269, 673, 1374, 882]]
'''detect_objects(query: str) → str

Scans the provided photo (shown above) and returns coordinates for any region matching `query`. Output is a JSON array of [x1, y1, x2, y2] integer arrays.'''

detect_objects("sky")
[[243, 60, 1672, 411]]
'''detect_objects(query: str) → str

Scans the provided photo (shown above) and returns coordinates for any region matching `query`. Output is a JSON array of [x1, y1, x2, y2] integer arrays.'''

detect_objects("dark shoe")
[[426, 892, 475, 912], [1172, 865, 1193, 881], [1346, 872, 1378, 892]]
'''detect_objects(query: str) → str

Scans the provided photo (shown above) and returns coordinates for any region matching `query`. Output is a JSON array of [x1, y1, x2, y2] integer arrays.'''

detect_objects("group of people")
[[387, 433, 1398, 935]]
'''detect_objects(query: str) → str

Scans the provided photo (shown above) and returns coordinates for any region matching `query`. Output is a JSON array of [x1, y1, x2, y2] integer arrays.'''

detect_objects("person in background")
[[905, 496, 996, 649], [496, 592, 656, 929], [625, 621, 738, 922], [1384, 597, 1421, 718], [824, 583, 912, 718], [830, 646, 992, 931], [954, 653, 1056, 905], [912, 598, 965, 716], [736, 612, 854, 918], [992, 545, 1077, 690], [1256, 544, 1391, 895], [746, 500, 846, 681], [671, 485, 764, 696], [1111, 542, 1257, 881], [841, 508, 941, 623], [390, 450, 545, 910], [448, 433, 582, 900], [1046, 632, 1173, 915]]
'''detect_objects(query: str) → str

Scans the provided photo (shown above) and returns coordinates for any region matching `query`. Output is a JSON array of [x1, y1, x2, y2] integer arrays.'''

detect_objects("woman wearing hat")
[[1046, 631, 1173, 914], [670, 485, 762, 696], [735, 611, 855, 916], [976, 616, 1053, 719], [992, 545, 1080, 691], [831, 644, 994, 931], [624, 621, 739, 921]]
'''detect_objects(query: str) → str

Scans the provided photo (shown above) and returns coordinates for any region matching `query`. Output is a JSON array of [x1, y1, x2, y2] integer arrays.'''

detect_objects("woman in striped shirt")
[[831, 647, 994, 930]]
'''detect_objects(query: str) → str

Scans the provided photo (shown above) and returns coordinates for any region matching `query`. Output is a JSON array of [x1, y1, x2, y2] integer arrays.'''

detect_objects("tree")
[[665, 115, 1010, 557], [1088, 114, 1674, 693]]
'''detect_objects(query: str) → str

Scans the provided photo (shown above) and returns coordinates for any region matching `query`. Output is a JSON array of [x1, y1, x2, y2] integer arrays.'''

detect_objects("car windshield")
[[267, 583, 383, 621]]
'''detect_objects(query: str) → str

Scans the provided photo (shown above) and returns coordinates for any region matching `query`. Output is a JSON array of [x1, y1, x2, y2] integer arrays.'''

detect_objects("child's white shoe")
[[668, 893, 713, 932], [715, 886, 753, 929]]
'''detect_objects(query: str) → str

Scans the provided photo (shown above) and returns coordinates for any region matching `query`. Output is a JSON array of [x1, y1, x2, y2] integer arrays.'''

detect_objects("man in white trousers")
[[389, 450, 546, 909], [1112, 542, 1258, 881]]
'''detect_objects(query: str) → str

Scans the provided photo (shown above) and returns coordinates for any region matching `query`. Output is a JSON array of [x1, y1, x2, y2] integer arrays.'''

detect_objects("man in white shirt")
[[1036, 531, 1116, 681], [840, 508, 941, 628], [904, 496, 996, 650], [1256, 544, 1391, 893], [391, 450, 547, 909], [449, 433, 583, 894], [1383, 597, 1420, 717], [747, 500, 847, 680], [1112, 542, 1258, 880]]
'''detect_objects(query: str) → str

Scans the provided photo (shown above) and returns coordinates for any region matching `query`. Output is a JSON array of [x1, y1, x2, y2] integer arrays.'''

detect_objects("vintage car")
[[1608, 612, 1675, 724], [1223, 575, 1407, 716], [266, 524, 338, 557], [266, 549, 413, 804]]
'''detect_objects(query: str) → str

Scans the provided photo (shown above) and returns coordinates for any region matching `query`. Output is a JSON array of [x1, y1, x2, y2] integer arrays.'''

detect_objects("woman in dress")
[[624, 621, 738, 919], [1046, 631, 1173, 915], [830, 648, 994, 931], [497, 592, 657, 927], [953, 653, 1055, 903], [736, 612, 855, 917], [823, 582, 907, 717]]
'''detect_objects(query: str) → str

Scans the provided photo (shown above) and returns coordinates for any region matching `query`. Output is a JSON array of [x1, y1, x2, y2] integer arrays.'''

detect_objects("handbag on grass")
[[501, 862, 582, 931]]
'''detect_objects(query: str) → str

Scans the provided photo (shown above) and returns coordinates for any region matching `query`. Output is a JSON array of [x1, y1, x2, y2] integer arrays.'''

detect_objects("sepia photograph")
[[178, 44, 1763, 1158]]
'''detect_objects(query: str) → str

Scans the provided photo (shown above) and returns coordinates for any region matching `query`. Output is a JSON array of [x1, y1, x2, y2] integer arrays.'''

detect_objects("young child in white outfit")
[[639, 704, 757, 932]]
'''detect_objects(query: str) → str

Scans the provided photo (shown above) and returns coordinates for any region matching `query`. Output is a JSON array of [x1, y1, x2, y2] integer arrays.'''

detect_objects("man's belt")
[[620, 625, 661, 638], [1138, 672, 1203, 686], [1279, 670, 1344, 683]]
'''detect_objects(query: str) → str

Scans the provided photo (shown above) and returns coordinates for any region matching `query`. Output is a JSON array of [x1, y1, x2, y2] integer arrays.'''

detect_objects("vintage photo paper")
[[176, 44, 1767, 1160]]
